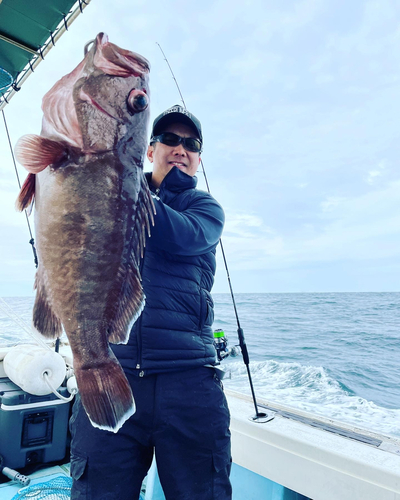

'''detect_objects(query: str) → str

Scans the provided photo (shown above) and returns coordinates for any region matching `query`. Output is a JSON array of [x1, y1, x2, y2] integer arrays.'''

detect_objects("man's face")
[[147, 122, 201, 187]]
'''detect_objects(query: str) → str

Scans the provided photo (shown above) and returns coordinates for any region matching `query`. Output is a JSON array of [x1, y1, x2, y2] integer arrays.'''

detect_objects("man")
[[70, 105, 231, 500]]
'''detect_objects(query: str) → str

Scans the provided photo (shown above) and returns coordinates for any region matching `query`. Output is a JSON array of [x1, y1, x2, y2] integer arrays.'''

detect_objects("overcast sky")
[[1, 0, 400, 296]]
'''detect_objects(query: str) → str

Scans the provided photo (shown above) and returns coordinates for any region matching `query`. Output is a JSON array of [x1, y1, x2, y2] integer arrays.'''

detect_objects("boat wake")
[[223, 359, 400, 438]]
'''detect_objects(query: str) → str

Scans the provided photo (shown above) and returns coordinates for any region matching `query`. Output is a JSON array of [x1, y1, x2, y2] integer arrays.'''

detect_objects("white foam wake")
[[223, 359, 400, 438]]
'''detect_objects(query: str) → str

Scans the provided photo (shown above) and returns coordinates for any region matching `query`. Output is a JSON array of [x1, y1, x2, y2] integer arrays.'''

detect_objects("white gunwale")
[[227, 388, 400, 500]]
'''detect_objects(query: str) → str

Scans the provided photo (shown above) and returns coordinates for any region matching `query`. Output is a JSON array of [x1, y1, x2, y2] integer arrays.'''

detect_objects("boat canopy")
[[0, 0, 91, 110]]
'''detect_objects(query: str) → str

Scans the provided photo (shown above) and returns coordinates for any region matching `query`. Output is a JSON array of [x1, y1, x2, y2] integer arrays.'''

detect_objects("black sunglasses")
[[150, 132, 202, 153]]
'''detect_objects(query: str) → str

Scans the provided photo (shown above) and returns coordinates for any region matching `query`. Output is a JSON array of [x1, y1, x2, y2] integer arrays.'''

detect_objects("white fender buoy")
[[3, 344, 66, 396], [67, 375, 78, 395]]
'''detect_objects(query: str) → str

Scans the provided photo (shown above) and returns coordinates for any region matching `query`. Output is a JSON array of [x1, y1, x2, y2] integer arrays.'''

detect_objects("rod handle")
[[237, 327, 250, 365]]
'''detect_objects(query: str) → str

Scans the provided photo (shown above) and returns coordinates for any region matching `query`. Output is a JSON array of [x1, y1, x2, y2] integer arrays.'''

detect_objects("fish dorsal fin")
[[106, 174, 156, 344], [93, 32, 150, 77], [15, 134, 68, 173], [16, 173, 36, 212]]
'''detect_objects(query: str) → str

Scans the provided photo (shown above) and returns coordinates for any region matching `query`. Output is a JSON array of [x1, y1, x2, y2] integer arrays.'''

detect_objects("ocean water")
[[213, 292, 400, 439], [1, 292, 400, 438]]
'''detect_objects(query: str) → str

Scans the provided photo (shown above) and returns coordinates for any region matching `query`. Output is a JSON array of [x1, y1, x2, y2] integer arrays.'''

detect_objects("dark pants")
[[70, 367, 232, 500]]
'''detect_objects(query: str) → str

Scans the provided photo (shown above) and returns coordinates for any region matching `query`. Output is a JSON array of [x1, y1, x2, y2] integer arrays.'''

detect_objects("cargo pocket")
[[70, 452, 88, 498], [212, 445, 232, 499]]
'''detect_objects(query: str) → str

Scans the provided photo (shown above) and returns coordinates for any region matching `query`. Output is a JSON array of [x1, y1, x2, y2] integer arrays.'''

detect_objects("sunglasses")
[[151, 132, 202, 153]]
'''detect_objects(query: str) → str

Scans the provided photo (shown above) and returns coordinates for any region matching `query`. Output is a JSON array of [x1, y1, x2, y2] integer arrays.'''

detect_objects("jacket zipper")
[[136, 245, 147, 371], [137, 183, 161, 373], [136, 313, 143, 371]]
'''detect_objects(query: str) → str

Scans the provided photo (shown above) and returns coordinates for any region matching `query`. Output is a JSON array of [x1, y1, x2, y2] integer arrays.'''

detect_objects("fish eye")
[[127, 90, 149, 113]]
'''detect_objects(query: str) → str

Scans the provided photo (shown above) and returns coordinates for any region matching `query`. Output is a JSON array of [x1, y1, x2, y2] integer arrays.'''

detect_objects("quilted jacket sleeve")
[[149, 192, 225, 256]]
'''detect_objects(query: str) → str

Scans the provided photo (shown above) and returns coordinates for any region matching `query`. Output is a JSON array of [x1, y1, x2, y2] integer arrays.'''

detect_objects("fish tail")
[[15, 134, 67, 173], [16, 173, 36, 212], [75, 359, 135, 433]]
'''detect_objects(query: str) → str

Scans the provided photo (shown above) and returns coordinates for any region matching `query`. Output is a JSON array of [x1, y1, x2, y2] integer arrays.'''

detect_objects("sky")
[[1, 0, 400, 296]]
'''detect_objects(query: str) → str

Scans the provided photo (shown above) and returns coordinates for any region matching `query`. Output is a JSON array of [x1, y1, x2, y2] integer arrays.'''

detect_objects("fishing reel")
[[213, 329, 241, 361]]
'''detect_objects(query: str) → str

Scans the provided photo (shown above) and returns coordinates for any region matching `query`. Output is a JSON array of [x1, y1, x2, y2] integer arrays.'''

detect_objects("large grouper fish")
[[14, 33, 155, 432]]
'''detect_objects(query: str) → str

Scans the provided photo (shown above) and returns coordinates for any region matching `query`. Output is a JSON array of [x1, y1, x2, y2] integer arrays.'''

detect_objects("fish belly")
[[34, 155, 140, 432]]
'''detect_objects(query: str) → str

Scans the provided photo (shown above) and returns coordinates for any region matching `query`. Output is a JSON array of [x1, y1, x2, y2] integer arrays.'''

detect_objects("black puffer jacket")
[[113, 166, 225, 375]]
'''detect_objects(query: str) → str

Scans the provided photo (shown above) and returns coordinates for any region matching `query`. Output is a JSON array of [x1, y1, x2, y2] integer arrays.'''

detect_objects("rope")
[[43, 371, 76, 402]]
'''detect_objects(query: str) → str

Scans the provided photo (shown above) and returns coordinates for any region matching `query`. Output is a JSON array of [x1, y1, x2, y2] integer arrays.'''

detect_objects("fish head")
[[40, 33, 150, 157], [73, 33, 150, 154]]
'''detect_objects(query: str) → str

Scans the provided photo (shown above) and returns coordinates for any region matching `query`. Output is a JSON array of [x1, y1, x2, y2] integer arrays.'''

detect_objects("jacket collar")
[[146, 166, 197, 194]]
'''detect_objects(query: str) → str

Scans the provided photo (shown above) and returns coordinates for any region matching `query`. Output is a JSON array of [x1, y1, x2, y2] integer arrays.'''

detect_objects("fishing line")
[[156, 43, 267, 420], [0, 298, 52, 351], [2, 109, 38, 268]]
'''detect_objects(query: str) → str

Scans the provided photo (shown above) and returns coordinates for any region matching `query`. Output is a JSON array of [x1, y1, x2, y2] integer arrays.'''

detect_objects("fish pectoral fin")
[[15, 134, 68, 173], [107, 262, 144, 344], [136, 173, 156, 258], [16, 173, 36, 213], [33, 272, 63, 339]]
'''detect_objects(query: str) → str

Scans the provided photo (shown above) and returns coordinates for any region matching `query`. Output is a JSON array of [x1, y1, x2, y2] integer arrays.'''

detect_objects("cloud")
[[220, 211, 285, 270], [224, 213, 269, 234], [320, 197, 347, 213], [2, 0, 400, 294], [366, 159, 388, 185], [293, 181, 400, 263], [219, 178, 400, 276]]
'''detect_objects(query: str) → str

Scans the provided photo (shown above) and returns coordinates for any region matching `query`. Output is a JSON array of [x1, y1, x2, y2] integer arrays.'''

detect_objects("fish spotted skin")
[[15, 33, 154, 432]]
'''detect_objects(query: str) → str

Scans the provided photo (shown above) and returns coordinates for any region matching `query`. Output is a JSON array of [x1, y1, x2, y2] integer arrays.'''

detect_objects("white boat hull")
[[227, 389, 400, 499]]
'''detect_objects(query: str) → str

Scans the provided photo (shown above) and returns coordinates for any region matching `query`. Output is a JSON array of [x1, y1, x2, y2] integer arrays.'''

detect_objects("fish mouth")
[[79, 88, 123, 123]]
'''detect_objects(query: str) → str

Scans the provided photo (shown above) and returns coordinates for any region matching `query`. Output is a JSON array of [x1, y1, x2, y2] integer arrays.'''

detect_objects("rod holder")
[[249, 411, 275, 424]]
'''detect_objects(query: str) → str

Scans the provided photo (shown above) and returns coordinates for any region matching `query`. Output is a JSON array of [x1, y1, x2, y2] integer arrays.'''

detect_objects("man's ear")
[[147, 144, 154, 163]]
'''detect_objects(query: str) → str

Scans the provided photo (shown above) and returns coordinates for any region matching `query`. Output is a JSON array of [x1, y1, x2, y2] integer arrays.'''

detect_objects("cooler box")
[[0, 377, 71, 469]]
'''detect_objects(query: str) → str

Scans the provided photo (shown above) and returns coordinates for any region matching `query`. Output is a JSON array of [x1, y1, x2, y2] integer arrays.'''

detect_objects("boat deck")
[[0, 464, 70, 500], [1, 348, 400, 500]]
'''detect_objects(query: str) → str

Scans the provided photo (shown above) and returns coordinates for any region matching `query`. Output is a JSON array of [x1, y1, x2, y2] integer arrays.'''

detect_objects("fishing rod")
[[156, 42, 271, 422]]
